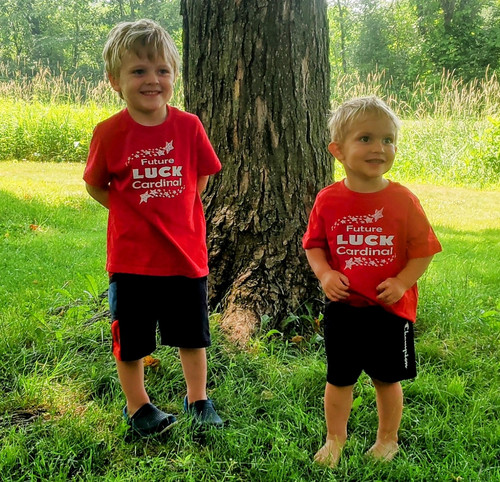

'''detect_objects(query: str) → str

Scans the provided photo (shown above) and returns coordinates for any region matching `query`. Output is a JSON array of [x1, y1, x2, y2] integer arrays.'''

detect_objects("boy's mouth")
[[141, 91, 161, 96], [365, 159, 384, 164]]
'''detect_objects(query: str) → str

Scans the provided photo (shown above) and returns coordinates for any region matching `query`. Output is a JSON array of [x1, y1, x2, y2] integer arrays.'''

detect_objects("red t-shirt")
[[303, 180, 442, 322], [84, 106, 221, 278]]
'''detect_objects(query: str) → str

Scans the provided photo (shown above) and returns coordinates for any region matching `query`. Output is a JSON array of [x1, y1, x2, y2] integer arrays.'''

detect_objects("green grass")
[[0, 161, 499, 481]]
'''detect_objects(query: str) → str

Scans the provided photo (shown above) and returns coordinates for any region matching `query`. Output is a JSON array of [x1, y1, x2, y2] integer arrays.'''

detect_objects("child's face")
[[329, 113, 398, 189], [108, 49, 175, 125]]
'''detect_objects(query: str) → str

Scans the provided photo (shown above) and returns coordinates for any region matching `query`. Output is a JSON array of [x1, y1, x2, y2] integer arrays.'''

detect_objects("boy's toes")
[[313, 439, 343, 468], [365, 441, 399, 462]]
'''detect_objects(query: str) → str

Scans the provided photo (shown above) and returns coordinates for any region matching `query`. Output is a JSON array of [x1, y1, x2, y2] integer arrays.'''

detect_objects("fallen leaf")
[[143, 355, 160, 368], [313, 318, 321, 332]]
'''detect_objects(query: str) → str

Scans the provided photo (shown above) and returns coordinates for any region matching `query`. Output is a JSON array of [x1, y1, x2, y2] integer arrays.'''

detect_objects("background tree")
[[411, 0, 500, 81], [181, 0, 332, 342], [1, 0, 499, 88]]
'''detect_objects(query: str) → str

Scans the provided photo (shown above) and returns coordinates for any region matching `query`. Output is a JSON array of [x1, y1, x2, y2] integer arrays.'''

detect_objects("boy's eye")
[[359, 136, 369, 142], [133, 69, 145, 75], [383, 137, 394, 144]]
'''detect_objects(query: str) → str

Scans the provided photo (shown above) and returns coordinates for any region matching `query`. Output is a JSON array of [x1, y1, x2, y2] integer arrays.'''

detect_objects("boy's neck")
[[128, 105, 169, 126], [344, 177, 389, 193]]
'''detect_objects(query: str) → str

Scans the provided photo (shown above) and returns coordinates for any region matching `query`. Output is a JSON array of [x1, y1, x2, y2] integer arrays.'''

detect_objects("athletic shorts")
[[323, 302, 416, 386], [108, 273, 211, 361]]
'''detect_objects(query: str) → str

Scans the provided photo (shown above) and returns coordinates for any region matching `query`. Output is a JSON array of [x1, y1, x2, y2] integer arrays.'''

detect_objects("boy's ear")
[[107, 72, 121, 93], [328, 142, 344, 160]]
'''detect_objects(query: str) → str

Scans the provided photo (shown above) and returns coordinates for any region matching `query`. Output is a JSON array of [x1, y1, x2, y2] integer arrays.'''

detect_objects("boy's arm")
[[85, 182, 109, 209], [376, 255, 434, 305], [197, 175, 209, 196], [305, 248, 350, 302]]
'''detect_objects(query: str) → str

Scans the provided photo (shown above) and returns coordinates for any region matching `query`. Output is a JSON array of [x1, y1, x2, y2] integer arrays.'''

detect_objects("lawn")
[[0, 161, 499, 481]]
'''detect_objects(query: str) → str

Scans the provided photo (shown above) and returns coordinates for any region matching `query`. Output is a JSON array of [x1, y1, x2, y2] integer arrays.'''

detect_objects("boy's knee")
[[325, 382, 355, 396], [371, 378, 401, 389]]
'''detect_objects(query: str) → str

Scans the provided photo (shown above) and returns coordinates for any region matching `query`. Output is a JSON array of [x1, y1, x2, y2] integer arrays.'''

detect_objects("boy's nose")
[[146, 72, 159, 84]]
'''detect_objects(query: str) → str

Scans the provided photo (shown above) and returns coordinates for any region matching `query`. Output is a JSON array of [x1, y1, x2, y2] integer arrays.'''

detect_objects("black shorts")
[[108, 273, 211, 361], [324, 302, 416, 386]]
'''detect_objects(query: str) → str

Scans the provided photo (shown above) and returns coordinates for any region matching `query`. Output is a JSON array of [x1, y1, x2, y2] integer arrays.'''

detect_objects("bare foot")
[[313, 438, 344, 468], [365, 440, 399, 461]]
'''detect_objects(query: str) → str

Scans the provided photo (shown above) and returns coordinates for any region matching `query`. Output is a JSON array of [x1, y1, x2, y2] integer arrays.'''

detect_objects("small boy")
[[84, 19, 222, 436], [303, 96, 442, 466]]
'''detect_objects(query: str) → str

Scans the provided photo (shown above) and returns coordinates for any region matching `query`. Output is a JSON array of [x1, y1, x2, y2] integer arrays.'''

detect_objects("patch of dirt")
[[0, 408, 47, 427]]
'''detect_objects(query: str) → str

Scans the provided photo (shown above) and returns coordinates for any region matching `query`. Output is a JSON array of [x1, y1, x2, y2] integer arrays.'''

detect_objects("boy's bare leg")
[[116, 359, 150, 416], [314, 382, 354, 468], [179, 347, 207, 403], [367, 379, 403, 461]]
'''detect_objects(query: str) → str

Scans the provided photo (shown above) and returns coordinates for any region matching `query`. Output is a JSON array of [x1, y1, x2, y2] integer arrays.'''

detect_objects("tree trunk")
[[337, 0, 348, 74], [181, 0, 331, 344]]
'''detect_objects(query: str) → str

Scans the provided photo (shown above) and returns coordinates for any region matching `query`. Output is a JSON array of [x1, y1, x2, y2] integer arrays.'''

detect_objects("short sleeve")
[[83, 127, 111, 188], [195, 118, 221, 176], [406, 196, 442, 259], [303, 197, 328, 250]]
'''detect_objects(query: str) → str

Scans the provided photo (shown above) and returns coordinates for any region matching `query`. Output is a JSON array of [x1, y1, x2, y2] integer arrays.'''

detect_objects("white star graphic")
[[345, 258, 355, 269], [165, 140, 174, 153], [372, 208, 384, 221], [140, 192, 152, 204]]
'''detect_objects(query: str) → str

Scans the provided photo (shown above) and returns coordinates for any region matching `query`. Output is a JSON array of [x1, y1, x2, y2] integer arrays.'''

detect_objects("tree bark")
[[337, 0, 348, 74], [181, 0, 331, 344]]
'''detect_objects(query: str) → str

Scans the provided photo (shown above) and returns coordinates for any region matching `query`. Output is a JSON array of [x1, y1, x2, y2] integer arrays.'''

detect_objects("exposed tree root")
[[219, 303, 259, 346]]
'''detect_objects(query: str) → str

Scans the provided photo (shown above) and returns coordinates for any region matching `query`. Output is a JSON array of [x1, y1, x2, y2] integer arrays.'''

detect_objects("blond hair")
[[328, 96, 401, 143], [103, 19, 180, 81]]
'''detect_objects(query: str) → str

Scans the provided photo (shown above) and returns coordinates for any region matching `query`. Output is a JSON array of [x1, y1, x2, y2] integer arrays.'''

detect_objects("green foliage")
[[0, 65, 185, 163], [0, 99, 112, 162], [1, 0, 499, 92], [328, 0, 500, 88], [409, 0, 500, 81], [470, 116, 500, 179], [0, 0, 183, 81]]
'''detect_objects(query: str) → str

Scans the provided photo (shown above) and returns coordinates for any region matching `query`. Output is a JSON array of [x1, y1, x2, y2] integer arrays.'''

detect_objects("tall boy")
[[303, 96, 442, 466], [84, 19, 222, 436]]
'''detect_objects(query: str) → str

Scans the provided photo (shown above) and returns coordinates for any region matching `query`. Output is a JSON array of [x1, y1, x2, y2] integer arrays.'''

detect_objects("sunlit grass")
[[408, 184, 500, 231]]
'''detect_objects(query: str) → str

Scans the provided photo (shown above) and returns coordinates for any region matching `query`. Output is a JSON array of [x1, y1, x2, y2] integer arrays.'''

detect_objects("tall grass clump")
[[0, 99, 115, 163], [1, 63, 499, 187], [0, 63, 120, 106], [331, 68, 500, 119], [331, 69, 500, 189], [0, 64, 184, 163]]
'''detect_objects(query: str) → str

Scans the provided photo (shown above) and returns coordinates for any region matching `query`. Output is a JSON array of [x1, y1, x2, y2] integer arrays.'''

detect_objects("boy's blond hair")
[[103, 19, 180, 81], [328, 96, 401, 143]]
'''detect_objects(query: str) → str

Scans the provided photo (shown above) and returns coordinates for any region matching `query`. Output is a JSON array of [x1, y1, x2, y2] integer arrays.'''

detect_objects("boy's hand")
[[376, 277, 407, 305], [320, 270, 350, 302], [377, 256, 435, 305]]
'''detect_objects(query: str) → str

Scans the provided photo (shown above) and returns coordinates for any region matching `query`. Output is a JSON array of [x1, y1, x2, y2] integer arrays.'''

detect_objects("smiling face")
[[108, 49, 174, 126], [329, 113, 398, 192]]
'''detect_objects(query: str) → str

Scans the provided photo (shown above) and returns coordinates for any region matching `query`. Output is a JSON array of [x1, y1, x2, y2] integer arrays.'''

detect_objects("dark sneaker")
[[183, 396, 223, 427], [123, 402, 177, 437]]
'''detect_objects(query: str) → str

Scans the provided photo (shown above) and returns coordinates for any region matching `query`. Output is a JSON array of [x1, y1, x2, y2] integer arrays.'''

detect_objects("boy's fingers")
[[339, 274, 350, 286]]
